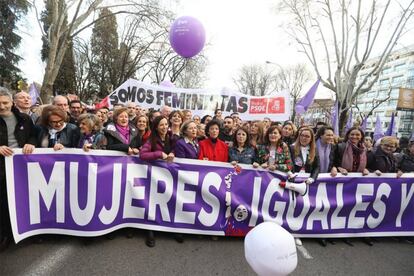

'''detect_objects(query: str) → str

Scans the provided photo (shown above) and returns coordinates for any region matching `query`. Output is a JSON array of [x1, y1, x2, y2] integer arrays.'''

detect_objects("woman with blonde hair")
[[249, 120, 264, 148], [367, 136, 402, 176], [281, 121, 297, 146], [77, 113, 106, 151]]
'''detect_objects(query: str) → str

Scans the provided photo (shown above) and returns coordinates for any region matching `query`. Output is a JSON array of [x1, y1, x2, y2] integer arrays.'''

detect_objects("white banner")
[[107, 79, 290, 121]]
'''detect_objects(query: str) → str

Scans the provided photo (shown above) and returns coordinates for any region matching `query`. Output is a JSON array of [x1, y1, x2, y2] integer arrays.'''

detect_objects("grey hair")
[[0, 87, 13, 100]]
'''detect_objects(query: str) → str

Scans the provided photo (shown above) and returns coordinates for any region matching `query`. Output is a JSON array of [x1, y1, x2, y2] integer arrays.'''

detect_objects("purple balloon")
[[160, 80, 175, 88], [169, 16, 206, 58]]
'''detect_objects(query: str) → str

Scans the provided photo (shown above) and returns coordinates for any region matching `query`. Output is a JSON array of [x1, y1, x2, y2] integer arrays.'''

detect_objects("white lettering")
[[396, 183, 414, 227], [174, 171, 198, 224], [198, 172, 221, 227], [348, 184, 373, 229], [123, 164, 147, 219], [307, 183, 330, 230], [28, 162, 65, 224], [99, 163, 122, 224], [261, 179, 286, 224], [367, 183, 391, 229], [69, 162, 97, 226], [148, 167, 173, 222]]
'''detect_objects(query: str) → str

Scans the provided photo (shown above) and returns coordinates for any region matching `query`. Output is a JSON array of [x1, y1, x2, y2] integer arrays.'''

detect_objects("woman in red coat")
[[198, 119, 228, 162]]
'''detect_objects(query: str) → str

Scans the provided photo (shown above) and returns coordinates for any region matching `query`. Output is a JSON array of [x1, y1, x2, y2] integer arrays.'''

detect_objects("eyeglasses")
[[50, 120, 64, 125], [382, 144, 396, 148]]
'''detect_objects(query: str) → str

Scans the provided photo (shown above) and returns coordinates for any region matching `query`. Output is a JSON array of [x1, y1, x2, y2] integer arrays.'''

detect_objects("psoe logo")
[[249, 98, 268, 114], [267, 97, 285, 114]]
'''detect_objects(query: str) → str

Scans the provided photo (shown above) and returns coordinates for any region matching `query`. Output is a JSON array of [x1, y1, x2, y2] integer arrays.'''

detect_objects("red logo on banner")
[[267, 97, 285, 114], [249, 98, 268, 114]]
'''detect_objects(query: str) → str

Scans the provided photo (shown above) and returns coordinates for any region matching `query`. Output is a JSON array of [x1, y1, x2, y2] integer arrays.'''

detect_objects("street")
[[1, 230, 414, 275]]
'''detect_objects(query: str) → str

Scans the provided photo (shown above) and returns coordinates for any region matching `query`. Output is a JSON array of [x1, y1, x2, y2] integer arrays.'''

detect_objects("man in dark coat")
[[0, 87, 37, 251]]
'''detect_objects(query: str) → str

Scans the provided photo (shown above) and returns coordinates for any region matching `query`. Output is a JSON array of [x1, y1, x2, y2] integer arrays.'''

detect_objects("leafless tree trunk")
[[281, 0, 414, 133], [33, 0, 162, 103]]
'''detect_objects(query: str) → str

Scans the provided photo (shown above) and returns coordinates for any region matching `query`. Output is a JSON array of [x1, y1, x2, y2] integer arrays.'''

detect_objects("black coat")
[[367, 147, 398, 173], [36, 123, 80, 148], [0, 107, 37, 179], [289, 145, 320, 180], [104, 123, 142, 153], [397, 153, 414, 172], [0, 107, 37, 238]]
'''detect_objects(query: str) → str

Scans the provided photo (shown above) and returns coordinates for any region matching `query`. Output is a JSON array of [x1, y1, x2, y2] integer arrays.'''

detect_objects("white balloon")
[[244, 222, 297, 276]]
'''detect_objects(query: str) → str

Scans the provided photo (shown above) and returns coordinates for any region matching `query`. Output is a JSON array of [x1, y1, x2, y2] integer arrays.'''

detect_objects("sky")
[[18, 0, 412, 99]]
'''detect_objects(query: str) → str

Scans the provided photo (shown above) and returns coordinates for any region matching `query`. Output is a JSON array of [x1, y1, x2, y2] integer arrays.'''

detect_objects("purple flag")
[[28, 83, 39, 106], [331, 101, 339, 135], [361, 116, 367, 132], [295, 79, 320, 115], [385, 112, 396, 136], [374, 114, 384, 141], [345, 110, 353, 133]]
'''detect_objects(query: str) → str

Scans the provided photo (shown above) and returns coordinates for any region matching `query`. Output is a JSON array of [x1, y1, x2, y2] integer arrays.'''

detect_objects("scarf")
[[79, 133, 95, 148], [48, 123, 67, 147], [341, 141, 367, 172], [317, 139, 331, 173], [115, 124, 130, 144]]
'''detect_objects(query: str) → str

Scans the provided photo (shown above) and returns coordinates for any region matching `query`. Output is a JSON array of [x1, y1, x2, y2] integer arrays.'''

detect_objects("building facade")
[[355, 45, 414, 138]]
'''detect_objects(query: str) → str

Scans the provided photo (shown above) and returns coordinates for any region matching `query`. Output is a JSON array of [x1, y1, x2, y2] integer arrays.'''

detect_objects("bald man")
[[13, 91, 39, 124]]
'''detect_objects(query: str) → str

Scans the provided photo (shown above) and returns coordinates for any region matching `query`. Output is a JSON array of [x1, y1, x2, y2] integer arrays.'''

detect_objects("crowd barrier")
[[5, 149, 414, 242]]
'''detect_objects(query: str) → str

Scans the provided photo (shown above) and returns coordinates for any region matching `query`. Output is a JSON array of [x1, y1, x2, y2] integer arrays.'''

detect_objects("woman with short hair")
[[198, 120, 228, 162], [367, 136, 402, 176], [104, 107, 141, 155], [37, 105, 80, 150], [174, 120, 199, 159], [77, 113, 106, 151]]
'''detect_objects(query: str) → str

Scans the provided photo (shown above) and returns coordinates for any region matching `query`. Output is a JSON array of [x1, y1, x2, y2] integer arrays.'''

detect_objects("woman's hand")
[[252, 162, 259, 168], [0, 146, 13, 157], [166, 152, 174, 162], [83, 143, 92, 152], [362, 169, 369, 176], [162, 152, 168, 160], [374, 170, 382, 176], [330, 167, 337, 177], [128, 147, 139, 155], [261, 163, 268, 169], [22, 144, 35, 154], [268, 164, 276, 171], [338, 167, 348, 175], [231, 161, 237, 166], [397, 170, 403, 178], [53, 143, 64, 151]]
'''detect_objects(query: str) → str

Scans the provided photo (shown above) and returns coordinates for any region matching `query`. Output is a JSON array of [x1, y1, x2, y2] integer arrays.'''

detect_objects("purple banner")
[[6, 149, 414, 242]]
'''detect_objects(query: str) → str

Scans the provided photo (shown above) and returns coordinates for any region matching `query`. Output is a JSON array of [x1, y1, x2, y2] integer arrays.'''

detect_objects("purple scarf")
[[316, 139, 331, 173], [79, 133, 95, 148], [115, 124, 130, 144]]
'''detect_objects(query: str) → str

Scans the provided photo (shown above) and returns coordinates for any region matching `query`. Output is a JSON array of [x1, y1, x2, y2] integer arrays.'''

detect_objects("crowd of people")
[[1, 86, 413, 250]]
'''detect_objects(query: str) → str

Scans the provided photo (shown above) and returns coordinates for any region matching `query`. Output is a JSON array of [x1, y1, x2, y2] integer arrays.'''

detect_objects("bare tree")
[[272, 63, 312, 121], [174, 56, 208, 89], [281, 0, 414, 133], [33, 0, 163, 103], [233, 64, 275, 96], [73, 38, 95, 101]]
